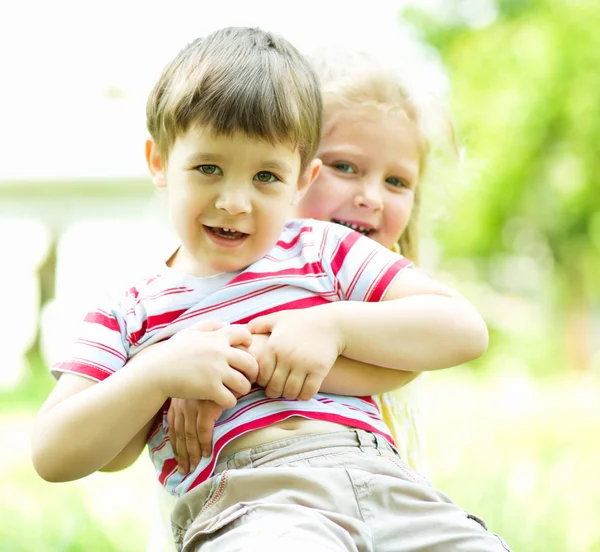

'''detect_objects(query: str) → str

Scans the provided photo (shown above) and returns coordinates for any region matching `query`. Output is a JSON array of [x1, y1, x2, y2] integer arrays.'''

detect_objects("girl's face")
[[297, 107, 420, 250]]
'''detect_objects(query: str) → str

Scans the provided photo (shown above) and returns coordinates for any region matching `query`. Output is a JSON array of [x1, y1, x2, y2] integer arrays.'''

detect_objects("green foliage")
[[405, 0, 600, 304], [403, 0, 600, 375], [1, 478, 123, 552], [424, 370, 600, 552], [0, 352, 54, 414], [1, 470, 150, 552], [3, 409, 153, 552]]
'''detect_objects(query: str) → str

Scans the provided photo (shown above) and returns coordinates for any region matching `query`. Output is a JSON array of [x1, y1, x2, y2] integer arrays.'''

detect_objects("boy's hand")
[[153, 320, 259, 409], [247, 332, 269, 361], [167, 399, 224, 474], [248, 307, 344, 401]]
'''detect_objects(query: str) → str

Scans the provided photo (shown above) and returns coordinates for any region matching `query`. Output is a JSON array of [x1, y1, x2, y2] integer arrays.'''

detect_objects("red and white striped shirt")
[[53, 219, 412, 497]]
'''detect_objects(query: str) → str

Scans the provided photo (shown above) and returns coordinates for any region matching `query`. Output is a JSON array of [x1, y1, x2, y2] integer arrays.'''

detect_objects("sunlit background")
[[2, 0, 599, 550]]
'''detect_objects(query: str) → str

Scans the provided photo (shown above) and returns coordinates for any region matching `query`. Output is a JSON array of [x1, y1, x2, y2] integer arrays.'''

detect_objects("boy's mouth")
[[331, 218, 375, 237], [204, 225, 249, 240]]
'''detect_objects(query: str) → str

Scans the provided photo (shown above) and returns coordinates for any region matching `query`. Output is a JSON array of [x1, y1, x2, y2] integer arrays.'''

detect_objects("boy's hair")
[[147, 27, 322, 171], [309, 47, 457, 262]]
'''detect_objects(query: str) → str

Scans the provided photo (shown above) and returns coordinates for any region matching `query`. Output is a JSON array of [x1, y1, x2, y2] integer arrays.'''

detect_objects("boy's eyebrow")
[[184, 152, 225, 165], [259, 160, 293, 175]]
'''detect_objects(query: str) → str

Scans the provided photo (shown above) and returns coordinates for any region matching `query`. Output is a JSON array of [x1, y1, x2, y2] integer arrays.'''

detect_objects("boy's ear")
[[293, 158, 322, 205], [145, 138, 167, 188]]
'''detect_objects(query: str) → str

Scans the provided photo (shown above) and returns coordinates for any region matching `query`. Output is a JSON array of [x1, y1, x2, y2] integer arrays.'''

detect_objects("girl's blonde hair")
[[309, 47, 457, 262]]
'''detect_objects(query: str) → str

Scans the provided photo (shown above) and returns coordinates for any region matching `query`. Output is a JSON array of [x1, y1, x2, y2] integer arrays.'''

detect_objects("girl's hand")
[[247, 307, 345, 401], [167, 399, 224, 474]]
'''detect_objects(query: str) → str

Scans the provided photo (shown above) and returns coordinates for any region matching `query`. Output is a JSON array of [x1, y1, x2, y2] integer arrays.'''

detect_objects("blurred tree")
[[405, 0, 600, 371]]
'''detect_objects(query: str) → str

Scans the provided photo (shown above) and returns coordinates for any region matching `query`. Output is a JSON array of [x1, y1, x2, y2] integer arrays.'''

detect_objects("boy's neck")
[[166, 246, 251, 279]]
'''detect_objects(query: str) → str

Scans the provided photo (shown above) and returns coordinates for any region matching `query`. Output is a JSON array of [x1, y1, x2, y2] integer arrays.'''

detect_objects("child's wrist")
[[319, 303, 348, 356], [130, 342, 172, 401]]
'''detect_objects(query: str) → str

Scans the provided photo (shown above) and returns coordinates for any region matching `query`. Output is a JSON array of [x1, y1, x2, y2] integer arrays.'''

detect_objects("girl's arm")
[[248, 332, 419, 396], [320, 357, 420, 395], [330, 267, 489, 371], [248, 267, 487, 400]]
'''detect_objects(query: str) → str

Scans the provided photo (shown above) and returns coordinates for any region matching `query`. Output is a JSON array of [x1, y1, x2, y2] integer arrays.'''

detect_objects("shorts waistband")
[[214, 429, 396, 475]]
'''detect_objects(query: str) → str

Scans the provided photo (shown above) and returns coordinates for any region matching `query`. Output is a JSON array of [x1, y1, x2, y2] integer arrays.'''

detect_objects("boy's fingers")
[[221, 324, 253, 348], [227, 348, 259, 382], [247, 314, 278, 335], [192, 319, 225, 332], [223, 368, 252, 398], [247, 333, 269, 360], [212, 387, 238, 410]]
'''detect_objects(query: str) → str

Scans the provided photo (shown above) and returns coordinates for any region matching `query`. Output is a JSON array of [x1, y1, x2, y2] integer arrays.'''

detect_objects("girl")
[[299, 46, 446, 473]]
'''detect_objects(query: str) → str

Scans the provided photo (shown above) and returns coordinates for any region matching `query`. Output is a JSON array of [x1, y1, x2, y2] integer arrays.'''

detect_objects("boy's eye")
[[334, 162, 356, 174], [386, 176, 408, 189], [197, 164, 222, 175], [254, 171, 277, 183]]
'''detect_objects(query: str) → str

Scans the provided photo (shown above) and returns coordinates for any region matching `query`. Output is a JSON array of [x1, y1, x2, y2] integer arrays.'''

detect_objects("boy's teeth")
[[210, 226, 247, 240]]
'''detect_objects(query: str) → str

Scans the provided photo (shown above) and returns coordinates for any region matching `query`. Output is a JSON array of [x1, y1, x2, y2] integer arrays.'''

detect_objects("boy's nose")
[[215, 188, 252, 215]]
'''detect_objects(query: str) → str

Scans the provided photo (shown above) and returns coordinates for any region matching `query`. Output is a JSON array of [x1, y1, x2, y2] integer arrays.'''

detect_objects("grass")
[[423, 370, 600, 552], [4, 363, 599, 551], [2, 414, 155, 552]]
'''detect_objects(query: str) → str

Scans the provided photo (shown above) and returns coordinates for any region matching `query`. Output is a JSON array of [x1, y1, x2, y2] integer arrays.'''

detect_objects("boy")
[[32, 27, 506, 551]]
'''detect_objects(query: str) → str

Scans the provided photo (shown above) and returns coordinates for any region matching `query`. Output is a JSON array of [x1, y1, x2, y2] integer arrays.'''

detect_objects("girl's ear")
[[293, 158, 322, 205], [145, 138, 167, 188]]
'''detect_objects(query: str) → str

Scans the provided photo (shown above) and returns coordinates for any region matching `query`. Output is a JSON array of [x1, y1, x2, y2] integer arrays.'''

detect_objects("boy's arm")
[[32, 354, 169, 482], [100, 420, 155, 472], [100, 437, 152, 472], [32, 322, 258, 482]]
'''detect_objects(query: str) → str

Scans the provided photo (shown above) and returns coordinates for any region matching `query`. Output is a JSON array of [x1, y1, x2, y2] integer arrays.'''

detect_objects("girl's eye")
[[197, 165, 222, 175], [334, 162, 356, 174], [254, 171, 277, 183], [386, 176, 408, 189]]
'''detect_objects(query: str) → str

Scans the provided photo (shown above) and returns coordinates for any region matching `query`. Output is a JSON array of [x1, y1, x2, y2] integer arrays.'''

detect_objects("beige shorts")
[[171, 429, 510, 552]]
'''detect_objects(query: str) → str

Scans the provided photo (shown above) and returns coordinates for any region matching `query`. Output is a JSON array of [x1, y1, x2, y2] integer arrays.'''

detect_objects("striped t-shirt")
[[52, 218, 412, 497]]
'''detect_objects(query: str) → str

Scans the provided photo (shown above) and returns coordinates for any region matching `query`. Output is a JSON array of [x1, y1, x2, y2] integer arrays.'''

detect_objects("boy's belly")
[[220, 417, 348, 458]]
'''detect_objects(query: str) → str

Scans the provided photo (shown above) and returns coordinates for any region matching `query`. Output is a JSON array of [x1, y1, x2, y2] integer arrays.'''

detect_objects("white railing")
[[0, 177, 172, 388]]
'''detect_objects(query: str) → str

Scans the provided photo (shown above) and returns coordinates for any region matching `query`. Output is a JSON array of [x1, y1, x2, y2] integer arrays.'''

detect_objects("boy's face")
[[147, 127, 319, 277], [296, 107, 419, 250]]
